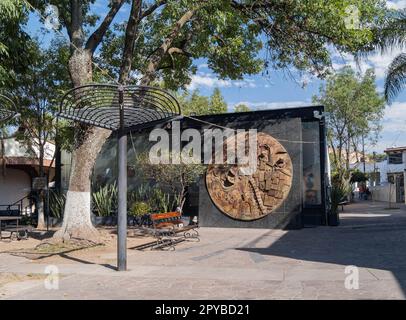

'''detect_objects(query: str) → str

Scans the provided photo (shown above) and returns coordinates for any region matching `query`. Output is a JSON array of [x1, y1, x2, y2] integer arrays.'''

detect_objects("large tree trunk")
[[54, 126, 111, 241], [54, 49, 111, 242]]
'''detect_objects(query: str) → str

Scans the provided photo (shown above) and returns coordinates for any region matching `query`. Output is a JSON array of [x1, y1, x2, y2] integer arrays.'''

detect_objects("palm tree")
[[359, 9, 406, 103]]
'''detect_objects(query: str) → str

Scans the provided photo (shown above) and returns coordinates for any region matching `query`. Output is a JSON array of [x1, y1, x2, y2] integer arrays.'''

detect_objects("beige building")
[[0, 136, 55, 214]]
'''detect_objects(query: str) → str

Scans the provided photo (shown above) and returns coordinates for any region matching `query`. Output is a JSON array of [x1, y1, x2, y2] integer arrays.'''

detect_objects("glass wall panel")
[[302, 121, 321, 206]]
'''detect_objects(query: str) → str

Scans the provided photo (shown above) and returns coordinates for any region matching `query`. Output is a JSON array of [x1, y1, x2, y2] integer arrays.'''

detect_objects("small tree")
[[135, 152, 205, 212], [350, 170, 369, 184], [14, 39, 70, 229], [178, 88, 227, 115], [234, 103, 251, 112], [313, 66, 385, 186]]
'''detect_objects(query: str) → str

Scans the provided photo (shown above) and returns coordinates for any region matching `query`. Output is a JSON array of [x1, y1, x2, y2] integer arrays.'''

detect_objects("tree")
[[209, 88, 227, 114], [13, 39, 71, 229], [0, 0, 31, 87], [313, 66, 385, 184], [234, 103, 251, 112], [178, 88, 227, 115], [135, 152, 205, 211], [350, 170, 368, 184], [25, 0, 386, 242]]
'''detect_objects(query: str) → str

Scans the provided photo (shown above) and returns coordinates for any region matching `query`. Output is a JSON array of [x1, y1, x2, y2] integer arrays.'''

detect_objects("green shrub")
[[49, 190, 66, 219], [128, 183, 176, 213], [330, 182, 347, 215], [92, 182, 118, 216], [130, 201, 151, 216]]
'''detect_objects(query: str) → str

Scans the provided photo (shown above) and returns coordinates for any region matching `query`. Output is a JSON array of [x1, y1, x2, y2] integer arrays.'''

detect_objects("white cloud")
[[230, 100, 311, 111], [331, 49, 403, 80], [387, 0, 406, 9], [187, 72, 257, 90], [381, 102, 406, 132], [197, 63, 208, 69], [369, 101, 406, 151]]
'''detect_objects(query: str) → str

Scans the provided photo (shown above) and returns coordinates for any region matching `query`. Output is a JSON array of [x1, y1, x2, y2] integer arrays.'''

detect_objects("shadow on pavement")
[[237, 201, 406, 296]]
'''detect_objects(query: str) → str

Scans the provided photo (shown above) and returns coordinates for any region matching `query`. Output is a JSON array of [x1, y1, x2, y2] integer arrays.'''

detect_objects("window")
[[388, 152, 403, 164]]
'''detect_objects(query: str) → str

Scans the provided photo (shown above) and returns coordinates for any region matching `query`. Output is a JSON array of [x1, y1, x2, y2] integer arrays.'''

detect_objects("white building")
[[352, 147, 406, 203]]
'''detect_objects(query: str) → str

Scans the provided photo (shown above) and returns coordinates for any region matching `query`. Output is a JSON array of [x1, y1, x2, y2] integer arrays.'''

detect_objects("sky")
[[24, 0, 406, 154]]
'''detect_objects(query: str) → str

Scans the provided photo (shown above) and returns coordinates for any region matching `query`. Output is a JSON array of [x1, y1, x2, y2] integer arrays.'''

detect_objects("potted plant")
[[329, 182, 347, 226]]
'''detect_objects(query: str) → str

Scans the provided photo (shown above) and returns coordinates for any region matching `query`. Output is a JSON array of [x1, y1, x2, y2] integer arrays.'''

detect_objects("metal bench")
[[3, 225, 32, 240], [0, 216, 32, 240], [134, 212, 199, 250]]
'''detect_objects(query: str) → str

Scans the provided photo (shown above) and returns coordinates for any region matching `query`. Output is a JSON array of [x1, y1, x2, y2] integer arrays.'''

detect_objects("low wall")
[[370, 185, 396, 203]]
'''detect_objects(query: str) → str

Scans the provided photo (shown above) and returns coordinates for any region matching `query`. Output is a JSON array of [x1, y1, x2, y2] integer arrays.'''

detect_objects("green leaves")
[[313, 66, 385, 174], [0, 0, 30, 87], [385, 53, 406, 103], [177, 88, 227, 115], [92, 182, 118, 216]]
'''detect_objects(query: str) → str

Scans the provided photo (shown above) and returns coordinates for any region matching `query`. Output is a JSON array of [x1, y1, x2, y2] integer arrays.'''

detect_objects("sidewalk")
[[1, 200, 406, 299]]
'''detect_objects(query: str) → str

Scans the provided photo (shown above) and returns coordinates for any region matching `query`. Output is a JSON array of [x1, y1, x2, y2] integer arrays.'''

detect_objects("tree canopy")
[[30, 0, 388, 88], [0, 0, 32, 87], [177, 88, 227, 115], [313, 66, 385, 179]]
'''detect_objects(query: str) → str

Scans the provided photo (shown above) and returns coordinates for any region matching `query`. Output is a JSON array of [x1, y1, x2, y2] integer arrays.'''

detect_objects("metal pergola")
[[0, 94, 18, 123], [59, 84, 182, 271]]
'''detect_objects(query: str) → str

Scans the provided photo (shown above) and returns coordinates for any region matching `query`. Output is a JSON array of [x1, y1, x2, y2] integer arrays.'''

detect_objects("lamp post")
[[59, 84, 181, 271], [117, 86, 127, 271]]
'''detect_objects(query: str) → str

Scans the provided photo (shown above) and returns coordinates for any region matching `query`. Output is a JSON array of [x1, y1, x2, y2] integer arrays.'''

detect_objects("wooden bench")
[[140, 212, 199, 250]]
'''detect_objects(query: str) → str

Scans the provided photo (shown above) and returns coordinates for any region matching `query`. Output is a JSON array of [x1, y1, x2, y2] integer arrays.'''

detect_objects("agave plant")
[[49, 190, 66, 219], [92, 182, 118, 216]]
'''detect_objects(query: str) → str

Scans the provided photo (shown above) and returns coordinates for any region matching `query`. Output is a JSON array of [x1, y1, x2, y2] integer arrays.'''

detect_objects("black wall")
[[195, 117, 303, 229]]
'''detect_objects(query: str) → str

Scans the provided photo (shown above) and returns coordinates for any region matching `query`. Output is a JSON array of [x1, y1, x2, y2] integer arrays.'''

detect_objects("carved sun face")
[[206, 132, 293, 221]]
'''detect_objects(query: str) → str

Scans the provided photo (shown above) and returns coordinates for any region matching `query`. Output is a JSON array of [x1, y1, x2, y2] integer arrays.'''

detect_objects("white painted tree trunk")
[[53, 49, 110, 243], [54, 191, 99, 242], [36, 199, 46, 230]]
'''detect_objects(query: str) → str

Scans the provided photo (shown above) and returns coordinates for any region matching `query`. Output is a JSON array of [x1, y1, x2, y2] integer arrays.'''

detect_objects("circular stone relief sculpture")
[[206, 132, 293, 221]]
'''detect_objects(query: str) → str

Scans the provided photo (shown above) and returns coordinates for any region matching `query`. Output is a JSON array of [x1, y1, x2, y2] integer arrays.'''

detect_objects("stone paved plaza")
[[1, 200, 406, 299]]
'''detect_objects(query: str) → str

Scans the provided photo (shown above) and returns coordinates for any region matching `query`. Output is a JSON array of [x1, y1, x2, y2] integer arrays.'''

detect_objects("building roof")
[[384, 146, 406, 153]]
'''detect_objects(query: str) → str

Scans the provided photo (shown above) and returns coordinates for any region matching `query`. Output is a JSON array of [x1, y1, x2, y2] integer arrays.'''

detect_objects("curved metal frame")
[[59, 84, 181, 131], [58, 84, 182, 271], [0, 94, 17, 123]]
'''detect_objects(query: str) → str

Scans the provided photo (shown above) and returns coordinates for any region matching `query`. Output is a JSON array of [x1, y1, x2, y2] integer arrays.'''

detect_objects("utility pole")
[[373, 151, 377, 186], [362, 135, 366, 174]]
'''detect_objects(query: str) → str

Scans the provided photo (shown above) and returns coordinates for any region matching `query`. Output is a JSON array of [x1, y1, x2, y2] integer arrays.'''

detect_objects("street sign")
[[32, 177, 48, 191]]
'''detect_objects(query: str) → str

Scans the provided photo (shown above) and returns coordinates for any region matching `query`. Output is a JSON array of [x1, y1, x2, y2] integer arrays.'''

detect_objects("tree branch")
[[70, 0, 85, 48], [85, 0, 126, 53], [119, 0, 142, 84], [139, 7, 198, 86], [140, 0, 167, 20]]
